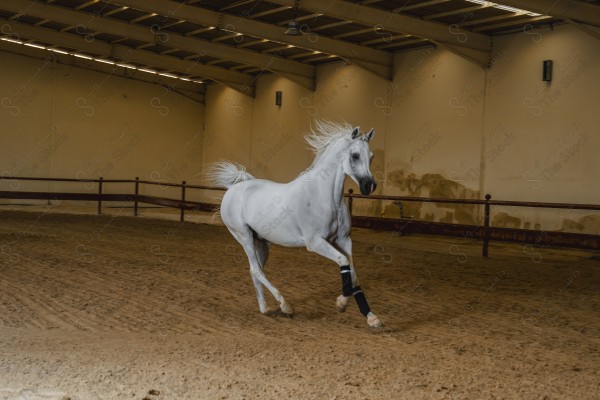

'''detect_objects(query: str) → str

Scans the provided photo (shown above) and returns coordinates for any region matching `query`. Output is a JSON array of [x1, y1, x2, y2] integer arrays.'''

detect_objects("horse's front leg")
[[333, 237, 356, 313], [335, 236, 383, 328]]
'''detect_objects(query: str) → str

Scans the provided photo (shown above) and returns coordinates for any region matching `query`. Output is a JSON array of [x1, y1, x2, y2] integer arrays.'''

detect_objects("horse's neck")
[[303, 146, 346, 206]]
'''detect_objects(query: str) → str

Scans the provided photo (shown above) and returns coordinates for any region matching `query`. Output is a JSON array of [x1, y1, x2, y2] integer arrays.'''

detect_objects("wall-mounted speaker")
[[275, 91, 282, 106], [543, 60, 553, 82]]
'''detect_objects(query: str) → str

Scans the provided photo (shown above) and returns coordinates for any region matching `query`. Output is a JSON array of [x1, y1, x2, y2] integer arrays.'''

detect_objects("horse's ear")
[[351, 127, 360, 140], [366, 128, 375, 142]]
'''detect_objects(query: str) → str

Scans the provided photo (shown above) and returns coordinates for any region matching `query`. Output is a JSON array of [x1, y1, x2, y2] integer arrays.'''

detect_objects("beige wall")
[[2, 24, 598, 232], [481, 24, 600, 232], [0, 51, 204, 200], [202, 83, 253, 168], [484, 25, 598, 202], [200, 24, 599, 233], [383, 47, 486, 223], [249, 74, 312, 183]]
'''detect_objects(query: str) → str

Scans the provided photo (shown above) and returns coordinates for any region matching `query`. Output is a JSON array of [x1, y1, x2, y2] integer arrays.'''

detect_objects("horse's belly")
[[258, 230, 305, 247], [248, 211, 305, 247]]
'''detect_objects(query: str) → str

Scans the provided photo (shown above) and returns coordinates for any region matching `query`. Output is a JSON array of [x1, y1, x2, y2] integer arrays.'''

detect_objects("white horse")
[[209, 122, 383, 328]]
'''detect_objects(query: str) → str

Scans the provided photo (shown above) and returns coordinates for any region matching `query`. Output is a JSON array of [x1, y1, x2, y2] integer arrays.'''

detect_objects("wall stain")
[[383, 169, 480, 224], [561, 215, 600, 234], [356, 167, 600, 235], [490, 213, 600, 234], [492, 211, 522, 229]]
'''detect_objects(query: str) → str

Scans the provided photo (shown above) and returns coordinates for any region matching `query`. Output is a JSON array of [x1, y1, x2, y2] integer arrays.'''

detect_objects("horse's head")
[[344, 127, 377, 195]]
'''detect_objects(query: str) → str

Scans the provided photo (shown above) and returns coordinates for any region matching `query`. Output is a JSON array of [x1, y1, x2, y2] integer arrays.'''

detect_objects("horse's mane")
[[305, 120, 353, 157], [300, 120, 354, 174]]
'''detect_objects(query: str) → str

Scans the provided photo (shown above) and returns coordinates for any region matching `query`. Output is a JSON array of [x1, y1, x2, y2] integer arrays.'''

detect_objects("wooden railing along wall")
[[1, 176, 599, 256]]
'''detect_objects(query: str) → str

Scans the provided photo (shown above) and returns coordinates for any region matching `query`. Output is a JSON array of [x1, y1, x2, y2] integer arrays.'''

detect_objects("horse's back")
[[223, 179, 287, 205]]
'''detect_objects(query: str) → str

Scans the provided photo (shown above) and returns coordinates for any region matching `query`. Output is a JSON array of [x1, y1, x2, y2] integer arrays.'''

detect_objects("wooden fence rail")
[[1, 176, 599, 256]]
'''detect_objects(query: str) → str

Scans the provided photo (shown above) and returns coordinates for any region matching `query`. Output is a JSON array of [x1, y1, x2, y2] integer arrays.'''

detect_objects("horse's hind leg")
[[251, 235, 269, 314], [251, 275, 267, 313], [233, 228, 294, 316]]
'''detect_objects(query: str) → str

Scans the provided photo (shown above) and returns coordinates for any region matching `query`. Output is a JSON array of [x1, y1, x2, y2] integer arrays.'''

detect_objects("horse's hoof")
[[336, 295, 349, 313], [367, 312, 384, 328], [280, 302, 294, 316]]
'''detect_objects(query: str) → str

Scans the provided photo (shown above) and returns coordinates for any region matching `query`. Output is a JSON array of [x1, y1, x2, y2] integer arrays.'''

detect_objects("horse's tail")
[[206, 161, 255, 189]]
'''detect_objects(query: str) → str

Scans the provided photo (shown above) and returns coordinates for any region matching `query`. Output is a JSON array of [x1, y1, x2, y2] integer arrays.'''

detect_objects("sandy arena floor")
[[0, 209, 599, 399]]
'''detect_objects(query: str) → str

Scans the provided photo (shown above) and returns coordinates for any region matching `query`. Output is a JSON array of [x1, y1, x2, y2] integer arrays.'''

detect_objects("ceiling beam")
[[332, 27, 374, 39], [267, 0, 491, 68], [0, 19, 255, 95], [130, 13, 156, 23], [220, 1, 254, 12], [394, 0, 451, 12], [103, 5, 129, 17], [247, 5, 291, 19], [361, 34, 410, 46], [310, 20, 351, 32], [2, 0, 315, 88], [457, 11, 528, 28], [566, 19, 600, 41], [424, 5, 493, 21], [237, 38, 266, 48], [75, 0, 100, 11], [377, 38, 427, 50], [101, 0, 392, 79], [471, 15, 552, 32], [493, 0, 600, 27], [277, 13, 321, 26], [0, 40, 205, 101], [185, 26, 216, 36]]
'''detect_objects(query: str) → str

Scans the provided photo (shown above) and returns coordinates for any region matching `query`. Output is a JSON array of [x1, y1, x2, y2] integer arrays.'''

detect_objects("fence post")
[[348, 188, 354, 223], [482, 193, 491, 257], [180, 180, 186, 222], [134, 177, 139, 216], [97, 177, 103, 215]]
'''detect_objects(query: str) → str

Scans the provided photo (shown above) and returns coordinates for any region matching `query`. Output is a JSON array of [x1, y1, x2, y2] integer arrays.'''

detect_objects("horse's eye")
[[352, 153, 359, 160]]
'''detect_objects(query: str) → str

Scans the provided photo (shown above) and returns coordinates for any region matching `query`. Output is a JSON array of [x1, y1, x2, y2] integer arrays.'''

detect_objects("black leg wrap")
[[340, 265, 353, 297], [352, 286, 371, 316]]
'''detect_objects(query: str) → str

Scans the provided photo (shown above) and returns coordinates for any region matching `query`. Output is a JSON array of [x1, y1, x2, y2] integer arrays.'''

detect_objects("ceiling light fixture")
[[285, 20, 301, 36], [285, 0, 302, 36]]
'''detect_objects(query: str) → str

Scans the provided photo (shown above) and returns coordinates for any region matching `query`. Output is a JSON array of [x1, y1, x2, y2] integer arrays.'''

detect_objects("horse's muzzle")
[[359, 178, 377, 195]]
